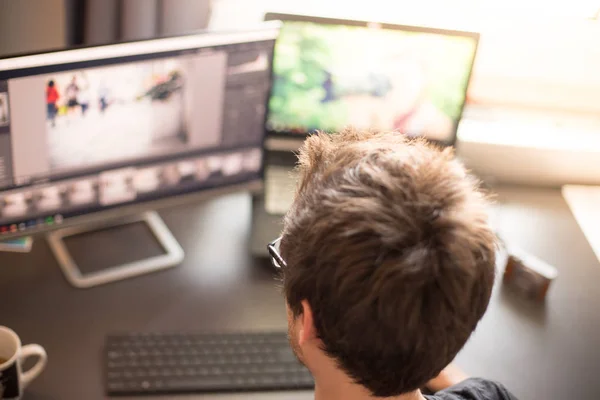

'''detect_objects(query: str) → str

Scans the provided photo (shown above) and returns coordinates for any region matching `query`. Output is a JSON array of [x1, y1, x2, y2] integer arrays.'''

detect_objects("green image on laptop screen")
[[266, 21, 478, 144]]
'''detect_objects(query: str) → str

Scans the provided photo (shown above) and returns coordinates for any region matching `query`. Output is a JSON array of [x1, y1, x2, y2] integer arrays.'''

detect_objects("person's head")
[[48, 80, 55, 88], [278, 128, 496, 397]]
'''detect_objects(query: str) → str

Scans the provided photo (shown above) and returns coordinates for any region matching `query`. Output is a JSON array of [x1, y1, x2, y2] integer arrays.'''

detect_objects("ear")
[[298, 300, 317, 346]]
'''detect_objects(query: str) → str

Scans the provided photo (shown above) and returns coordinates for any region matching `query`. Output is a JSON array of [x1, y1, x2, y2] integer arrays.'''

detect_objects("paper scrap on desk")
[[562, 185, 600, 264]]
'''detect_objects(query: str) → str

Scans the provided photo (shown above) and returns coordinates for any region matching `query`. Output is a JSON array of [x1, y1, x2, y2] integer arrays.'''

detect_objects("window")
[[212, 0, 600, 116]]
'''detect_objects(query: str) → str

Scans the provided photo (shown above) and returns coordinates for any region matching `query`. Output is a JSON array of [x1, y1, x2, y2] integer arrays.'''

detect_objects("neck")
[[312, 363, 426, 400], [302, 344, 427, 400], [314, 383, 426, 400]]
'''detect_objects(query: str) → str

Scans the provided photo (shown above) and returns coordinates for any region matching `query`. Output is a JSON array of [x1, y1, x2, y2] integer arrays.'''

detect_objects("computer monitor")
[[0, 23, 279, 287], [264, 13, 479, 146]]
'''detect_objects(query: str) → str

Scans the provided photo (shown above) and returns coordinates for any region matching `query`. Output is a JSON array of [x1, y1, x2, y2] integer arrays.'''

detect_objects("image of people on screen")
[[267, 22, 477, 142], [43, 57, 188, 171], [63, 178, 98, 206], [0, 192, 34, 219], [99, 168, 136, 206], [36, 185, 64, 211], [46, 80, 59, 126], [0, 93, 9, 127]]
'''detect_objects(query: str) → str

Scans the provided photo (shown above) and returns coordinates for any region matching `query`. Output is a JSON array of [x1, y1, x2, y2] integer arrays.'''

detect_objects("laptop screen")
[[265, 17, 478, 145]]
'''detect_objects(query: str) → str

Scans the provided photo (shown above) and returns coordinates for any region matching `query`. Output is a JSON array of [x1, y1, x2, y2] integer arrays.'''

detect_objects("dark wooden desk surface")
[[0, 186, 598, 400]]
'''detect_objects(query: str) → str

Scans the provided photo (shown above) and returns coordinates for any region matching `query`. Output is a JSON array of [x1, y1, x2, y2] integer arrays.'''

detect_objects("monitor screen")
[[0, 26, 278, 238], [265, 15, 478, 145]]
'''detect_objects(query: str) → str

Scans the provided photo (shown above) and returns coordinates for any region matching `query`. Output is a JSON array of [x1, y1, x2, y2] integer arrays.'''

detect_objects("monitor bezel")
[[263, 12, 480, 147], [0, 24, 279, 241]]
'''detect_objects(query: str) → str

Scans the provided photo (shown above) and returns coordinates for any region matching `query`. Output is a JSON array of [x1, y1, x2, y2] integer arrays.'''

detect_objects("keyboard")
[[104, 331, 314, 396], [265, 165, 297, 215]]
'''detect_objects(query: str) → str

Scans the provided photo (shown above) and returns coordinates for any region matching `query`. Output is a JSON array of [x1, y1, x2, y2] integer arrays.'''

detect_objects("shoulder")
[[426, 377, 518, 400]]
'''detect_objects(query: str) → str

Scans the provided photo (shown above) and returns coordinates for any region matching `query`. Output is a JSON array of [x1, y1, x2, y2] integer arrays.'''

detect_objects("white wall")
[[0, 0, 66, 56], [469, 20, 600, 116]]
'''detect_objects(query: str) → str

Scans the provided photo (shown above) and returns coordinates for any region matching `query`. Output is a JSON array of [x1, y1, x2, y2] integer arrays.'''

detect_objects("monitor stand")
[[47, 212, 184, 289]]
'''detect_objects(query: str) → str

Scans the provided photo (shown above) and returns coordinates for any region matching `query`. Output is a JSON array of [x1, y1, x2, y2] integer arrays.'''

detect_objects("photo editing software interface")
[[0, 31, 276, 236], [266, 18, 478, 144]]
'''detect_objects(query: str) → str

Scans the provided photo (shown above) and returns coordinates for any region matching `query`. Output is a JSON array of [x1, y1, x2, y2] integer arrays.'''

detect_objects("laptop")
[[250, 13, 480, 256]]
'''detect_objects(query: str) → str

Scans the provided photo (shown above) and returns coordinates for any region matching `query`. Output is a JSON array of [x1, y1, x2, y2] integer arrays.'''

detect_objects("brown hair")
[[280, 128, 497, 397]]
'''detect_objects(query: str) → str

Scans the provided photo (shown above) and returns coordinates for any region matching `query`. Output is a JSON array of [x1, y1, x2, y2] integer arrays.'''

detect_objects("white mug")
[[0, 326, 47, 399]]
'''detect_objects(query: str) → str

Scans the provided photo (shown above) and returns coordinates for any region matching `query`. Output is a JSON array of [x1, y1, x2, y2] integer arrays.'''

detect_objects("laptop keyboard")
[[265, 166, 298, 215]]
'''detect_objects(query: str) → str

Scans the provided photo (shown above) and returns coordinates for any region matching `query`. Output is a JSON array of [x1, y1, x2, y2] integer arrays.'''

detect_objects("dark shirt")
[[425, 378, 518, 400]]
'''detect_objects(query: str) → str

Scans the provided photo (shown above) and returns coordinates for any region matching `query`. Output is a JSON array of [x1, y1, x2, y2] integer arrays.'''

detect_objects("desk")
[[1, 186, 599, 400]]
